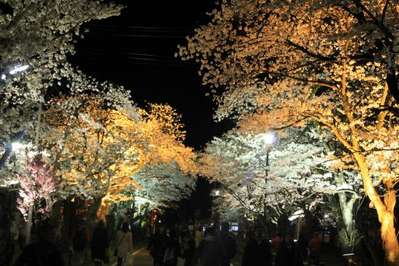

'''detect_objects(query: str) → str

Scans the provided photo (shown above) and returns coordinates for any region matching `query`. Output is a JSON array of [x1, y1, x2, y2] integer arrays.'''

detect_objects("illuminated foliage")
[[181, 1, 399, 263], [200, 128, 360, 222], [39, 94, 196, 218], [0, 0, 123, 173], [16, 154, 56, 221], [134, 162, 197, 210]]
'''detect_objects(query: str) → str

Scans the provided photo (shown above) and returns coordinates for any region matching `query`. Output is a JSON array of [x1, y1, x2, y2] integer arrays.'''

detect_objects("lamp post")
[[258, 131, 277, 229], [259, 131, 277, 180]]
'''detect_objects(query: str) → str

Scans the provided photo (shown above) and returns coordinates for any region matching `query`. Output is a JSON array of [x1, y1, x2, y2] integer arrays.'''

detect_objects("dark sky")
[[72, 0, 233, 150]]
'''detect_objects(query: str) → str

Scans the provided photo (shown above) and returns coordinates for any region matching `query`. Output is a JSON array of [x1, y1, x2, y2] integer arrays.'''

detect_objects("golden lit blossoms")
[[40, 96, 197, 218]]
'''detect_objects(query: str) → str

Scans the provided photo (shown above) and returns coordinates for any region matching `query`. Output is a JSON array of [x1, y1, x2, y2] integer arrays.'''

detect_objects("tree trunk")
[[25, 205, 33, 245], [354, 153, 399, 265], [380, 212, 399, 265], [337, 192, 359, 254]]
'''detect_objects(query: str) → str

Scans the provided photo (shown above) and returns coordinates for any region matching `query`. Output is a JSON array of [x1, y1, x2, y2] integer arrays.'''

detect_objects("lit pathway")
[[129, 248, 152, 266], [124, 248, 185, 266]]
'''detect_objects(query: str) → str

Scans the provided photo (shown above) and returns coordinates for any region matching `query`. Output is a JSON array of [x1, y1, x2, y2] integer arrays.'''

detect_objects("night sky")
[[72, 0, 233, 150]]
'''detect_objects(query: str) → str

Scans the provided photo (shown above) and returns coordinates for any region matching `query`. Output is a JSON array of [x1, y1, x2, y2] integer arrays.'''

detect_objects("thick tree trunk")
[[25, 205, 33, 245], [380, 212, 399, 265], [338, 192, 358, 253], [354, 153, 399, 265]]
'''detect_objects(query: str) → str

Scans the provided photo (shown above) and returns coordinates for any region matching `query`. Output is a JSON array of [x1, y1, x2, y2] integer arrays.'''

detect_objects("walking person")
[[115, 222, 133, 266], [194, 226, 204, 249], [148, 227, 166, 266], [91, 220, 109, 266], [163, 229, 179, 266], [258, 237, 272, 266], [15, 219, 64, 266], [219, 223, 237, 266], [181, 231, 196, 266], [241, 231, 260, 266], [72, 224, 88, 265], [198, 227, 222, 266], [275, 241, 293, 266], [308, 232, 322, 265], [295, 234, 308, 266]]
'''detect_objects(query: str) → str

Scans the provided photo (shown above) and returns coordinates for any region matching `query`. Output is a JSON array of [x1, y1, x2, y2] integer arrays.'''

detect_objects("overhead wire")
[[78, 25, 192, 66]]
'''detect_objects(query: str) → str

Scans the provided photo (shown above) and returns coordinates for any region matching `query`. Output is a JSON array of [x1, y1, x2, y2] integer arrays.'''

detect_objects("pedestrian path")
[[129, 248, 152, 266], [124, 248, 185, 266], [117, 246, 344, 266]]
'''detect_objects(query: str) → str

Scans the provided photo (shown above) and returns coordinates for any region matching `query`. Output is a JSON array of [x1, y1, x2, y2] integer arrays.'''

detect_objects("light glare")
[[11, 142, 25, 151], [9, 64, 29, 75], [260, 131, 277, 145]]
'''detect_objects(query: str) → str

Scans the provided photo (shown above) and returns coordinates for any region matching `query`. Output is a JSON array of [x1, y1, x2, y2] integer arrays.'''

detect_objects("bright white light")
[[288, 209, 305, 221], [134, 196, 156, 206], [9, 64, 29, 75], [1, 74, 6, 80], [260, 131, 277, 145], [11, 142, 25, 152], [214, 190, 220, 196]]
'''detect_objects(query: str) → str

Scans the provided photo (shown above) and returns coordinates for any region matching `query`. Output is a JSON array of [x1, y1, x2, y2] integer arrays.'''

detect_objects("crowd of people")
[[147, 223, 237, 266], [12, 218, 325, 266], [147, 224, 324, 266], [13, 219, 134, 266], [241, 231, 323, 266]]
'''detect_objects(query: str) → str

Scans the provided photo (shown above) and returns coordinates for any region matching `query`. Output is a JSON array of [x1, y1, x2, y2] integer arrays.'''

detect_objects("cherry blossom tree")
[[180, 1, 399, 263], [133, 162, 197, 211], [15, 153, 56, 244], [37, 93, 196, 220], [0, 0, 123, 172], [201, 128, 362, 250]]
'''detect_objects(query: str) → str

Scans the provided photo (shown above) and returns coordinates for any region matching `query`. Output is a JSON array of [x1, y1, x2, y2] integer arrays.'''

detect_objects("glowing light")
[[134, 196, 156, 205], [288, 209, 304, 221], [9, 64, 29, 75], [11, 142, 25, 152], [1, 74, 6, 80], [214, 190, 220, 196], [260, 131, 277, 145]]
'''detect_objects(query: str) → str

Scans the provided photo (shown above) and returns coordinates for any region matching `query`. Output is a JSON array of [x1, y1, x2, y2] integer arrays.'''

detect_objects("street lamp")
[[258, 131, 277, 178], [260, 131, 277, 146], [258, 131, 277, 226]]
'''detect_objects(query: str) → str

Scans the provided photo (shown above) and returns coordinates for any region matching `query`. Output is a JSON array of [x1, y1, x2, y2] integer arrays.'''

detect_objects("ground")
[[105, 245, 344, 266]]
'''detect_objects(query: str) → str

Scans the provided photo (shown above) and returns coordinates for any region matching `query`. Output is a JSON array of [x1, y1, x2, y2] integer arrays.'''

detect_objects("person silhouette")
[[15, 219, 64, 266]]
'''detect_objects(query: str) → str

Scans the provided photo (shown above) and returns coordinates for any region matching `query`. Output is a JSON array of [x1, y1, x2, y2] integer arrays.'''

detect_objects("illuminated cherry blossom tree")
[[15, 154, 56, 244], [201, 128, 362, 251], [0, 0, 123, 172], [133, 162, 197, 210], [37, 93, 197, 220], [180, 1, 399, 263]]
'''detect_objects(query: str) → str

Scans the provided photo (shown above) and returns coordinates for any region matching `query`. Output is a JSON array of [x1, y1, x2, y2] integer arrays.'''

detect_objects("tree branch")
[[285, 39, 336, 62]]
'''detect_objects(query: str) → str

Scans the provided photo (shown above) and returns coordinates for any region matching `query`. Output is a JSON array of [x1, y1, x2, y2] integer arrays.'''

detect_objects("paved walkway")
[[112, 246, 344, 266], [125, 248, 152, 266], [123, 249, 185, 266]]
